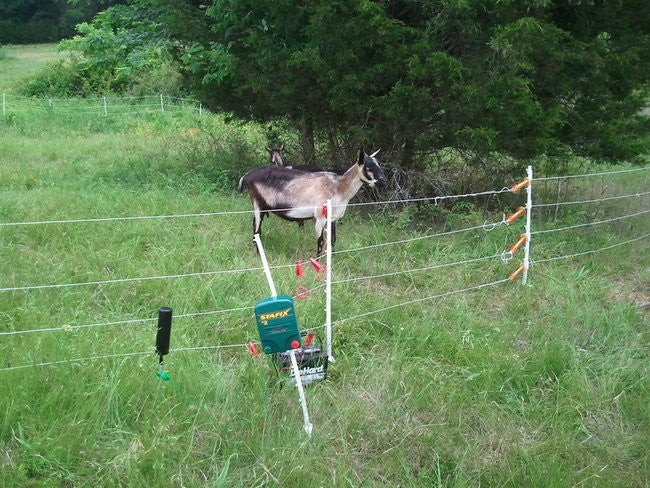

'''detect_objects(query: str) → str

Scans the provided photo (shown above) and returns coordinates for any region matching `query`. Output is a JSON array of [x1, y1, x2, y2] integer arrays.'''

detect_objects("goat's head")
[[358, 149, 386, 188], [266, 145, 285, 166]]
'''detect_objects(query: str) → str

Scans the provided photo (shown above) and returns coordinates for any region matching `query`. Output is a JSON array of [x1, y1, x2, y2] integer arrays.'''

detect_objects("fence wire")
[[1, 162, 648, 372], [535, 166, 650, 180], [531, 191, 650, 208], [0, 343, 251, 372], [532, 233, 650, 264], [531, 209, 650, 235]]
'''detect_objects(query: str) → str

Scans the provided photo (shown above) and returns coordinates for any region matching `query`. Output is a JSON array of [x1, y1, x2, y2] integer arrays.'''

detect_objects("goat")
[[266, 145, 285, 166], [266, 144, 327, 173], [238, 149, 385, 256]]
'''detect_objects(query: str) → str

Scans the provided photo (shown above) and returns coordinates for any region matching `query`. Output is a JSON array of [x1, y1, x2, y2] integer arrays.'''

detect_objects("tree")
[[185, 0, 649, 166], [39, 0, 650, 167], [0, 0, 121, 44]]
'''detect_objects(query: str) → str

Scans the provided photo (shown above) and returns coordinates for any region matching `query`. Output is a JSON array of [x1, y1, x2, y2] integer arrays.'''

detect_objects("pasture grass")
[[0, 44, 67, 90], [0, 45, 648, 487]]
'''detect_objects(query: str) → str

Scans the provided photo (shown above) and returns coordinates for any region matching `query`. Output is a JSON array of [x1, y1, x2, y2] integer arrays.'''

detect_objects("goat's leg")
[[315, 218, 326, 257], [331, 221, 337, 249]]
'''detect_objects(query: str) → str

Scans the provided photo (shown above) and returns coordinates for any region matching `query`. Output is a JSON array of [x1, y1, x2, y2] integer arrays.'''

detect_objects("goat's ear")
[[279, 144, 284, 151], [266, 147, 272, 154], [358, 148, 365, 165]]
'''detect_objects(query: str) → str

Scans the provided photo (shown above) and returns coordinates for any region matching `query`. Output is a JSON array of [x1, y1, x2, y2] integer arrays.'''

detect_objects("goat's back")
[[240, 165, 338, 209]]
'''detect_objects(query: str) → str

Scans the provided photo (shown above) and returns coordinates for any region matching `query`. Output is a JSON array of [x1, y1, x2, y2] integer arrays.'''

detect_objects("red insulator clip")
[[295, 261, 303, 277], [295, 285, 309, 299], [305, 333, 315, 347], [322, 204, 328, 217], [309, 258, 324, 272], [247, 342, 259, 357]]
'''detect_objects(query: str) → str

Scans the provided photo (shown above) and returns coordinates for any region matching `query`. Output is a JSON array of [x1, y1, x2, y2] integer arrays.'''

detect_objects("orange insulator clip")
[[322, 204, 328, 217], [506, 207, 526, 225], [508, 264, 526, 281], [511, 178, 531, 193], [508, 235, 529, 254], [295, 261, 303, 277]]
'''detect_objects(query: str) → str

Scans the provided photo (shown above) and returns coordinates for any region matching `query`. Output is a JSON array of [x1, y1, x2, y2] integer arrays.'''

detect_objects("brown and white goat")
[[238, 150, 385, 255]]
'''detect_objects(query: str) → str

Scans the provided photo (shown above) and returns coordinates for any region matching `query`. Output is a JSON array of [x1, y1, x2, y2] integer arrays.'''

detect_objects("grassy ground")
[[0, 44, 648, 487], [0, 44, 66, 90]]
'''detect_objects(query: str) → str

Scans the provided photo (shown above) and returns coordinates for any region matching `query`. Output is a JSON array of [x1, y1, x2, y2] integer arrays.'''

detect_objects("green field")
[[0, 45, 648, 487]]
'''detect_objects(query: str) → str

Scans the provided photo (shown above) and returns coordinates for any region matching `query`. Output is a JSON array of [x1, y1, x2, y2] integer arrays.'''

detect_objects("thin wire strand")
[[0, 350, 153, 371], [535, 166, 650, 181], [343, 188, 514, 208], [0, 342, 252, 372], [0, 208, 306, 227], [0, 317, 156, 336], [532, 233, 650, 264], [333, 220, 508, 255], [532, 191, 650, 208], [0, 263, 296, 292], [0, 305, 256, 336], [328, 278, 511, 327], [332, 253, 504, 285], [531, 209, 650, 235], [0, 283, 325, 335], [0, 187, 517, 227]]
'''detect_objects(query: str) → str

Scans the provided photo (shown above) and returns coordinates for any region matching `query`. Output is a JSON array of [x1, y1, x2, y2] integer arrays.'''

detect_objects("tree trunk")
[[299, 114, 316, 165], [401, 136, 416, 169]]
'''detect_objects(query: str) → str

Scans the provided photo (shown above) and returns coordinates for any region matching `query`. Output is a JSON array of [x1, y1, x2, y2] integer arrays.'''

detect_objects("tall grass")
[[0, 45, 648, 487]]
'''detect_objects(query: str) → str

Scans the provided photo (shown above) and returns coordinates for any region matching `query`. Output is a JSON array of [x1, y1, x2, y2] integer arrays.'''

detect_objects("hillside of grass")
[[0, 44, 67, 90], [0, 44, 648, 488]]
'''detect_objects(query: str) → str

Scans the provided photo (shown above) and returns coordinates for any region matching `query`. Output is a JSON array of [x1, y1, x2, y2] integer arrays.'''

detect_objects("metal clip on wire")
[[483, 214, 506, 232]]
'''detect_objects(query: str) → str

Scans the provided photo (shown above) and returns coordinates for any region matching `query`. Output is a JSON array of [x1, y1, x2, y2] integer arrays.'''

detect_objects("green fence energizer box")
[[254, 295, 301, 354]]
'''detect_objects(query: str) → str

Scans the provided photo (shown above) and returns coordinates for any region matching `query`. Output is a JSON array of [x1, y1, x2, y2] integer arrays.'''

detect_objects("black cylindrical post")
[[156, 307, 173, 361]]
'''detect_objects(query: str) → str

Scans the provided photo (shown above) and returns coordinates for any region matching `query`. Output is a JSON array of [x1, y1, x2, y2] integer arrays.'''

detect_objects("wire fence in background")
[[1, 93, 203, 117]]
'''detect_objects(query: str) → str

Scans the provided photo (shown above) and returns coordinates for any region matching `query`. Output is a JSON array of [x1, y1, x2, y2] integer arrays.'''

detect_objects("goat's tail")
[[237, 175, 245, 193]]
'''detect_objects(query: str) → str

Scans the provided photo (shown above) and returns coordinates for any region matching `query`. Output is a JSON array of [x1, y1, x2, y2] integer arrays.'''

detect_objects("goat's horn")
[[370, 149, 381, 157]]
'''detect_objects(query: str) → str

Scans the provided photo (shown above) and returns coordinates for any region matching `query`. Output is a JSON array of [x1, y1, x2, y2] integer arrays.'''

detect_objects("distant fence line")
[[1, 93, 203, 117]]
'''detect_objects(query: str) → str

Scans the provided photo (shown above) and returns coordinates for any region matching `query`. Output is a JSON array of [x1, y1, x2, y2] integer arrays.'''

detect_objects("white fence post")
[[199, 103, 202, 116], [254, 232, 312, 436], [289, 348, 313, 436], [325, 199, 334, 362], [253, 234, 277, 297], [522, 165, 533, 285], [103, 97, 108, 117], [160, 94, 164, 112]]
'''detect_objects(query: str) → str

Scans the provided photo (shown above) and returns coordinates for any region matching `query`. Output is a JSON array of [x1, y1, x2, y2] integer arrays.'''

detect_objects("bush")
[[22, 58, 84, 97]]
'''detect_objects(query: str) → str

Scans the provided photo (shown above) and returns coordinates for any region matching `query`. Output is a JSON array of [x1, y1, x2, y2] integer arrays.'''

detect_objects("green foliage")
[[21, 3, 187, 97], [190, 0, 650, 167], [22, 1, 650, 174], [22, 59, 84, 97]]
